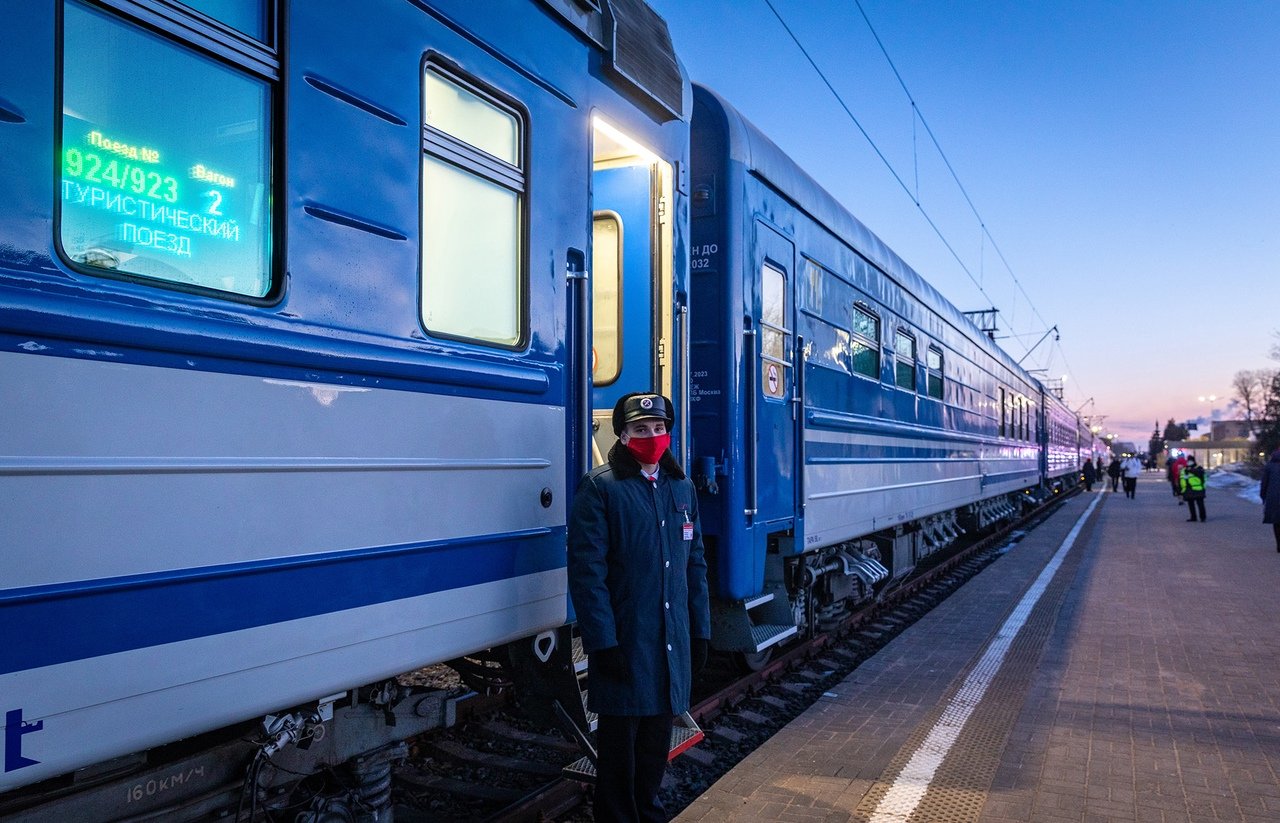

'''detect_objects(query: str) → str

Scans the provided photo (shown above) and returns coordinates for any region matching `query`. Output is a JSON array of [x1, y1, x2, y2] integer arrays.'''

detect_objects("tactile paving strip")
[[852, 505, 1103, 822]]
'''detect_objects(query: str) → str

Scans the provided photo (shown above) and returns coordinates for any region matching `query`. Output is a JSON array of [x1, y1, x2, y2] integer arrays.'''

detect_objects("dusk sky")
[[650, 0, 1280, 447]]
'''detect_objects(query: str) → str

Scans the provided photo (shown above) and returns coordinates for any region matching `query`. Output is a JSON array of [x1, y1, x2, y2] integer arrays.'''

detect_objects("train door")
[[589, 117, 675, 464], [750, 222, 797, 523]]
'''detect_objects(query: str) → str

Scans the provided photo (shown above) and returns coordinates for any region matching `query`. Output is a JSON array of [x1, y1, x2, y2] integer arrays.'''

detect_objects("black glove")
[[592, 646, 628, 681], [690, 638, 709, 675]]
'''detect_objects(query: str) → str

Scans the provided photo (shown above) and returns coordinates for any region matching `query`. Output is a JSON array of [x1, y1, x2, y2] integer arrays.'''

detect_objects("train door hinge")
[[656, 338, 667, 366], [657, 195, 668, 225]]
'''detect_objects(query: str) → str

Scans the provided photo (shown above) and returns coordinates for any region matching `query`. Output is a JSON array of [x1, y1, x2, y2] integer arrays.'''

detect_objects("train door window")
[[850, 304, 879, 378], [894, 331, 916, 391], [59, 1, 275, 298], [926, 346, 944, 400], [761, 263, 790, 399], [592, 212, 622, 385], [999, 387, 1007, 437], [421, 68, 524, 347]]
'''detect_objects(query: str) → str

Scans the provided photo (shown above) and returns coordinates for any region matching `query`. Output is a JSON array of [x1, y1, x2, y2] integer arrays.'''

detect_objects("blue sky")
[[650, 0, 1280, 446]]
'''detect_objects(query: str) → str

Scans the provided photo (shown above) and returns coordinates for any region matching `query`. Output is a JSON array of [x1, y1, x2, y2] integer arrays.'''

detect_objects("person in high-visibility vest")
[[1179, 455, 1207, 522]]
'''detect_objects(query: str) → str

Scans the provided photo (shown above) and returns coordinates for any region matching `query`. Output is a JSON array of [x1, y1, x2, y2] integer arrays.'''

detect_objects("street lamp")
[[1197, 394, 1220, 442]]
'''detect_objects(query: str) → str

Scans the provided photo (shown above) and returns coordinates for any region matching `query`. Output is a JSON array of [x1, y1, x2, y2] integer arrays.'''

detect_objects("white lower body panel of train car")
[[1, 350, 566, 789], [802, 415, 1038, 549]]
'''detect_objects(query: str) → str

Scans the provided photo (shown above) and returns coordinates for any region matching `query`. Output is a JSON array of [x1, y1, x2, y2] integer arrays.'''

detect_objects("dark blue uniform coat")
[[567, 444, 711, 716], [1262, 452, 1280, 524]]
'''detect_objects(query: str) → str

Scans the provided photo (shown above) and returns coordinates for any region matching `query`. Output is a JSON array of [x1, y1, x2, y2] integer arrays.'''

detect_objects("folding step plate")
[[563, 712, 704, 782]]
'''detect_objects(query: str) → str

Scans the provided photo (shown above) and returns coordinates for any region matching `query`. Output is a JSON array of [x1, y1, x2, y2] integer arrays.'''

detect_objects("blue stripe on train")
[[0, 527, 566, 676]]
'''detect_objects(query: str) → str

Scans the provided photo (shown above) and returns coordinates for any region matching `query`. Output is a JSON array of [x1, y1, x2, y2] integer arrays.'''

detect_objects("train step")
[[750, 622, 798, 652], [561, 712, 704, 783]]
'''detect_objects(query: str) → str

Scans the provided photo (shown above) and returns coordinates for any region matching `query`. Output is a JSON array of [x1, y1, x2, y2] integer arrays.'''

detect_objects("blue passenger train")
[[0, 0, 1090, 817]]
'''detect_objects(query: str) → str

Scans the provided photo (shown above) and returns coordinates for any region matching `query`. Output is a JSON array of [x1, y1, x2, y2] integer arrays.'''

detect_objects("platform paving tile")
[[675, 476, 1280, 822]]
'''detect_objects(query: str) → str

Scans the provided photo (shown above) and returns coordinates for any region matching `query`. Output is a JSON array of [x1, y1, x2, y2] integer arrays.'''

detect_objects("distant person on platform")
[[1261, 449, 1280, 553], [567, 392, 711, 823], [1169, 453, 1188, 502], [1106, 456, 1122, 493], [1121, 454, 1143, 499], [1095, 456, 1105, 483], [1179, 455, 1207, 522], [1082, 459, 1097, 492]]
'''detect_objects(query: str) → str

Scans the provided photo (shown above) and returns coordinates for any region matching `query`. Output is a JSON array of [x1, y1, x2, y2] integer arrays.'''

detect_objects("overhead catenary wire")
[[761, 0, 1087, 395], [759, 0, 1005, 329], [850, 0, 1051, 336]]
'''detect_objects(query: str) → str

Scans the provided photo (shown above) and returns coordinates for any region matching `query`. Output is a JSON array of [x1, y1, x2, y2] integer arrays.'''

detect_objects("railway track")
[[386, 489, 1078, 823]]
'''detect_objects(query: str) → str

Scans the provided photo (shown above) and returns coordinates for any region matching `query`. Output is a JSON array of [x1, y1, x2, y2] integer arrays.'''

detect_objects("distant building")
[[1211, 420, 1253, 440], [1163, 419, 1257, 467]]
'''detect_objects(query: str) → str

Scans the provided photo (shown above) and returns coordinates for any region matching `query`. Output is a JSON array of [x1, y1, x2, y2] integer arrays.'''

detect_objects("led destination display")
[[60, 1, 271, 297]]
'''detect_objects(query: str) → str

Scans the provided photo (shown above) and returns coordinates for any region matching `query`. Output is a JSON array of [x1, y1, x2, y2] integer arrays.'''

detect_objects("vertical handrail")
[[795, 334, 806, 511], [679, 300, 691, 466], [566, 249, 590, 482], [744, 322, 758, 517]]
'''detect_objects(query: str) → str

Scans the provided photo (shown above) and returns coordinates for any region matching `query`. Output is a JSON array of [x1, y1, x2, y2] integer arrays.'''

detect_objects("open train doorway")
[[589, 116, 675, 467]]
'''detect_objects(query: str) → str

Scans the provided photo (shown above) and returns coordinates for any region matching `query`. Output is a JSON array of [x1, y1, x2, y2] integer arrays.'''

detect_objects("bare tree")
[[1233, 368, 1276, 433]]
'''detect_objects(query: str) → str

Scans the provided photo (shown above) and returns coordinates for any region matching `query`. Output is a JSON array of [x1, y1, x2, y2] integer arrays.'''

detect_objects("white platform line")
[[867, 491, 1104, 823]]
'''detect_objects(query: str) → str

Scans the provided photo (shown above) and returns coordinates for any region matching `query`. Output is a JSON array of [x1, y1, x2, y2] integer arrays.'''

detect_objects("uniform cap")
[[612, 393, 674, 434]]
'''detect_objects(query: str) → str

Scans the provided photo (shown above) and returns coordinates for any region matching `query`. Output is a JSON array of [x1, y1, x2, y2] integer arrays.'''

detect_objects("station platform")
[[676, 474, 1280, 823]]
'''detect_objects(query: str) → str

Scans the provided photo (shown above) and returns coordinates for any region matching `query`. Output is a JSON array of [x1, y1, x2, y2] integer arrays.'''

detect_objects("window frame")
[[893, 329, 917, 392], [591, 210, 623, 386], [849, 301, 880, 380], [54, 0, 282, 305], [418, 58, 530, 350], [760, 261, 791, 400], [926, 345, 944, 400]]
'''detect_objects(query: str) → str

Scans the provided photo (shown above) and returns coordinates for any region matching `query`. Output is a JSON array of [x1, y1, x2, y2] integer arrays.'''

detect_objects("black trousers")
[[1185, 495, 1206, 521], [595, 714, 672, 823], [1122, 477, 1137, 498], [1110, 475, 1120, 492], [1271, 523, 1279, 551]]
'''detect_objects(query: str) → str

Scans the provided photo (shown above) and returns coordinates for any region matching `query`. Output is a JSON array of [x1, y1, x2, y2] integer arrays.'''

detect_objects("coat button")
[[667, 644, 672, 651], [665, 601, 670, 609], [665, 561, 670, 568], [661, 520, 665, 527]]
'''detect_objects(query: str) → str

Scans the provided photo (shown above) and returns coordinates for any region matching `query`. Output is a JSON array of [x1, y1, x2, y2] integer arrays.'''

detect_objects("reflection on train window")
[[592, 212, 622, 385], [761, 263, 789, 398], [999, 387, 1007, 437], [850, 305, 879, 378], [181, 0, 269, 41], [422, 68, 524, 347], [894, 330, 916, 390], [926, 345, 944, 399], [59, 1, 273, 297]]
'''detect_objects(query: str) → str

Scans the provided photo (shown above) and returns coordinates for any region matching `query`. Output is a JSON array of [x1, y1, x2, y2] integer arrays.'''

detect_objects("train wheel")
[[735, 648, 774, 672]]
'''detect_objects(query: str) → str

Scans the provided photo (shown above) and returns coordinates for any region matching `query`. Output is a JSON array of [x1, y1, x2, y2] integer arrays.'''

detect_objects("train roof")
[[692, 84, 1043, 392]]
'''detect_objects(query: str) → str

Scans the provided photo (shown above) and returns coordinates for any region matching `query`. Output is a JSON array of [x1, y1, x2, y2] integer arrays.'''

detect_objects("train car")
[[1041, 386, 1084, 491], [0, 0, 689, 816], [686, 87, 1045, 660]]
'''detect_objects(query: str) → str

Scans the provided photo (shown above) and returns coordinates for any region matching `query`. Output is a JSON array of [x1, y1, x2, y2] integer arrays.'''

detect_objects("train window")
[[850, 305, 879, 378], [999, 387, 1007, 437], [761, 263, 790, 399], [421, 68, 525, 347], [424, 72, 518, 165], [926, 346, 944, 400], [894, 331, 916, 391], [592, 212, 622, 385], [181, 0, 268, 40], [59, 1, 274, 298]]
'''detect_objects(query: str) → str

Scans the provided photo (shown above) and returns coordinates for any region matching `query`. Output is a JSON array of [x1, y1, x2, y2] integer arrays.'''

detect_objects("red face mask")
[[624, 433, 670, 465]]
